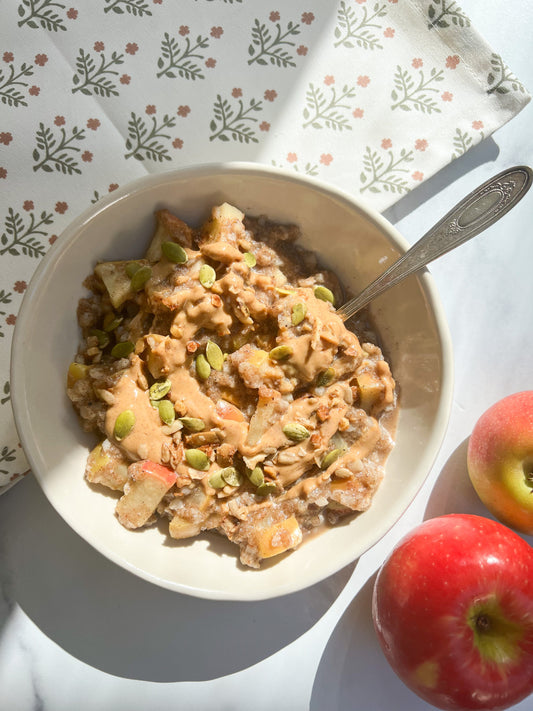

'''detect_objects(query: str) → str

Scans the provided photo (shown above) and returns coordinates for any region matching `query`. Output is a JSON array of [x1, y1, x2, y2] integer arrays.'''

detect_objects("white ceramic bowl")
[[11, 163, 453, 600]]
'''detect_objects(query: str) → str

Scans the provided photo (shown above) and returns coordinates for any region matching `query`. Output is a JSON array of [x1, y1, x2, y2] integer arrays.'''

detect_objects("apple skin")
[[467, 391, 533, 535], [372, 514, 533, 711]]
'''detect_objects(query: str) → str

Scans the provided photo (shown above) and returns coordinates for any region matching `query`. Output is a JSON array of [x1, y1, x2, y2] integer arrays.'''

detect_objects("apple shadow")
[[0, 476, 355, 682]]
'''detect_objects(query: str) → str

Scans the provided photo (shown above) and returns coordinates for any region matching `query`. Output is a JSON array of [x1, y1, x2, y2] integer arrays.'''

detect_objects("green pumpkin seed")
[[220, 466, 242, 487], [195, 354, 211, 381], [206, 341, 224, 371], [161, 241, 188, 264], [316, 367, 335, 387], [256, 482, 278, 497], [243, 252, 256, 268], [156, 399, 175, 425], [114, 410, 135, 440], [111, 340, 135, 359], [178, 417, 205, 432], [90, 328, 110, 349], [269, 345, 293, 361], [149, 378, 171, 401], [275, 287, 296, 296], [208, 471, 226, 489], [130, 265, 152, 292], [199, 264, 216, 288], [291, 302, 307, 326], [248, 466, 264, 487], [102, 312, 123, 332], [321, 448, 343, 470], [314, 285, 335, 305], [125, 261, 142, 278], [185, 448, 210, 471], [282, 423, 310, 442]]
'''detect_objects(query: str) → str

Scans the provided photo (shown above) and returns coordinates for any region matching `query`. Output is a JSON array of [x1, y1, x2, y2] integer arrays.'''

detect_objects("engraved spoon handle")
[[337, 166, 533, 321]]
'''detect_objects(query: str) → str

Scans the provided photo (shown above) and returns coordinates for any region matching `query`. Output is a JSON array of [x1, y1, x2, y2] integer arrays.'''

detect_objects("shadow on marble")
[[0, 475, 354, 682]]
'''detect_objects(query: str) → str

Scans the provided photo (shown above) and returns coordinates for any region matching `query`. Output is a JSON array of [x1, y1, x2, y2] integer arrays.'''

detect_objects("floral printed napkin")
[[0, 0, 529, 492]]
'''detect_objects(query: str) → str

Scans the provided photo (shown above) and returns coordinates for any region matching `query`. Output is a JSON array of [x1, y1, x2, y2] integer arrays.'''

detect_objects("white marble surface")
[[1, 1, 533, 709]]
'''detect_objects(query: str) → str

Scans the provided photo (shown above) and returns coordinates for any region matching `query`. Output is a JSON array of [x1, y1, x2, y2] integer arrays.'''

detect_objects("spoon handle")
[[337, 165, 533, 321]]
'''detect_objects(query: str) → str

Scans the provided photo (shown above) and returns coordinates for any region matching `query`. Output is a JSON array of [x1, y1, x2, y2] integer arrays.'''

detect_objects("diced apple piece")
[[67, 361, 90, 387], [116, 460, 177, 529], [216, 399, 246, 422], [85, 439, 129, 491], [356, 370, 384, 413], [94, 260, 147, 309], [145, 209, 193, 261], [254, 515, 303, 559], [168, 515, 202, 540], [203, 202, 244, 241]]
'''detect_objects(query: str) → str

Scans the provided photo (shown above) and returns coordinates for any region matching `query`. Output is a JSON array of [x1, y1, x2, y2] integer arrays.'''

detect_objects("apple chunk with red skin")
[[467, 391, 533, 535], [116, 460, 176, 529], [372, 514, 533, 711]]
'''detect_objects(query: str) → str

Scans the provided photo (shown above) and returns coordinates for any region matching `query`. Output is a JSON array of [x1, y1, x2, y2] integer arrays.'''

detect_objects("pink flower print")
[[270, 12, 280, 22], [177, 105, 190, 117], [23, 201, 34, 211], [14, 280, 27, 293], [153, 0, 162, 4], [126, 43, 138, 55], [0, 167, 7, 179], [381, 138, 392, 150], [211, 26, 223, 38], [82, 151, 93, 162], [356, 0, 366, 4], [205, 58, 216, 68], [324, 75, 335, 86], [260, 121, 270, 132], [179, 25, 189, 36], [415, 139, 428, 151], [173, 138, 184, 149], [287, 152, 297, 163], [441, 91, 453, 102], [67, 8, 78, 19], [412, 58, 423, 69], [34, 54, 48, 66], [264, 89, 277, 102], [232, 88, 243, 98], [54, 116, 65, 126], [472, 120, 484, 130], [357, 75, 370, 87], [87, 118, 101, 130], [29, 86, 40, 96], [352, 108, 364, 118], [94, 42, 105, 52], [297, 45, 308, 56], [3, 52, 14, 63], [384, 27, 395, 38], [412, 171, 424, 181], [320, 154, 333, 166], [109, 183, 119, 192], [49, 234, 58, 245], [301, 12, 315, 24], [55, 202, 68, 214], [6, 315, 16, 326], [0, 132, 13, 145], [120, 74, 131, 84], [446, 55, 460, 69], [388, 0, 398, 3], [146, 105, 156, 114]]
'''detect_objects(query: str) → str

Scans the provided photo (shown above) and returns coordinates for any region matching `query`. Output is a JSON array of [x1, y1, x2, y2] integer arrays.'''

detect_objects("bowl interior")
[[11, 164, 453, 600]]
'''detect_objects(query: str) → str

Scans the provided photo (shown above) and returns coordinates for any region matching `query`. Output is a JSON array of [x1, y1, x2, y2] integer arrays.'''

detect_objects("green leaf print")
[[427, 0, 470, 30], [360, 145, 414, 194], [156, 32, 210, 80], [209, 93, 262, 143], [451, 128, 473, 159], [104, 0, 153, 16], [271, 159, 319, 177], [0, 292, 13, 338], [0, 61, 34, 108], [1, 381, 10, 405], [32, 122, 86, 174], [0, 445, 17, 477], [17, 0, 67, 32], [124, 112, 176, 161], [302, 83, 356, 130], [247, 17, 300, 67], [486, 53, 527, 96], [391, 65, 444, 113], [333, 1, 388, 51], [72, 48, 125, 97], [0, 207, 53, 259]]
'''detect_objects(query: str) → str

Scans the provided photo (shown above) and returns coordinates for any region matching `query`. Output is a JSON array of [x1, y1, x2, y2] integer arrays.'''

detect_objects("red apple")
[[467, 391, 533, 535], [372, 514, 533, 711]]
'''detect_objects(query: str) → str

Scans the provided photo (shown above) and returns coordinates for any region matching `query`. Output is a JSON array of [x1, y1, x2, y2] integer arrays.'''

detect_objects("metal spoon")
[[337, 165, 533, 321]]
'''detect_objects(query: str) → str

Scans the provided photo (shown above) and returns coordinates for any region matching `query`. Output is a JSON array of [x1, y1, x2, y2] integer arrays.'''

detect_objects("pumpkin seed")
[[161, 241, 188, 264], [220, 466, 242, 487], [243, 252, 256, 268], [156, 399, 175, 425], [149, 378, 171, 401], [291, 302, 307, 326], [195, 354, 211, 381], [125, 261, 142, 278], [113, 410, 135, 440], [248, 466, 264, 487], [90, 328, 110, 349], [316, 367, 335, 387], [275, 287, 296, 296], [111, 340, 135, 359], [282, 423, 310, 442], [208, 471, 226, 489], [269, 344, 293, 361], [321, 448, 343, 470], [178, 417, 205, 432], [185, 448, 210, 471], [256, 482, 278, 497], [130, 265, 152, 292], [314, 285, 335, 305], [102, 312, 123, 332], [199, 264, 216, 288], [206, 341, 224, 371]]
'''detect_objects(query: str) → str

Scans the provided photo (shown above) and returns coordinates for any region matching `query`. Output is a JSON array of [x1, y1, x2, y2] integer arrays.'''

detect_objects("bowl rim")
[[10, 161, 454, 599]]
